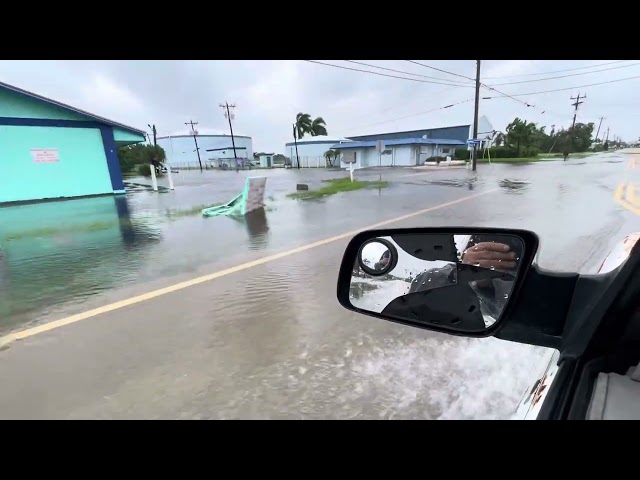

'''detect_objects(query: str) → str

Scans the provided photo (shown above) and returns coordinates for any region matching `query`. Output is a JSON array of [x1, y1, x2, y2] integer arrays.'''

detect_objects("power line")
[[487, 62, 640, 86], [303, 60, 472, 87], [344, 60, 469, 85], [339, 84, 464, 124], [481, 60, 631, 79], [406, 60, 534, 108], [482, 74, 640, 98], [406, 60, 472, 81], [339, 98, 475, 135]]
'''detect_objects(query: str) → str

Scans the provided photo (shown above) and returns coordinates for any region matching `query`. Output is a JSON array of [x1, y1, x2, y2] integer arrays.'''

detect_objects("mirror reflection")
[[358, 239, 394, 275], [349, 233, 524, 331]]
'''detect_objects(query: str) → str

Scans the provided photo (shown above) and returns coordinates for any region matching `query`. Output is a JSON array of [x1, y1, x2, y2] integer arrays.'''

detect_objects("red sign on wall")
[[31, 149, 60, 163]]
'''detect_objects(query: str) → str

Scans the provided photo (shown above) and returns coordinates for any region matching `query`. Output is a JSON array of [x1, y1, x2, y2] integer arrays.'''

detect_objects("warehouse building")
[[345, 116, 494, 145], [0, 81, 146, 204], [332, 137, 466, 169], [332, 116, 495, 168]]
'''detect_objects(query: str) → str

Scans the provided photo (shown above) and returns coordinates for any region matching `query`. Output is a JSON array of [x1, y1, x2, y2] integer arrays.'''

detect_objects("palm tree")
[[310, 117, 328, 136], [295, 113, 312, 140], [324, 149, 340, 167]]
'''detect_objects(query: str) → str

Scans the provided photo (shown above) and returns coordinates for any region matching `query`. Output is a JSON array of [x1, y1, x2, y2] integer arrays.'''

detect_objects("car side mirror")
[[337, 228, 539, 336]]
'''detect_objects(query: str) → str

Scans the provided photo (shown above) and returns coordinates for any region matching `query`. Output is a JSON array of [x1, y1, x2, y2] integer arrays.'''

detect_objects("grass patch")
[[287, 177, 389, 200], [164, 203, 223, 218]]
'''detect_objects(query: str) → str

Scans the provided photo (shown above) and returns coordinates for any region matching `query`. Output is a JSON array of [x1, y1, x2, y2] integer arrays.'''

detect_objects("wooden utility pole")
[[595, 117, 605, 143], [570, 93, 586, 130], [185, 120, 203, 171], [219, 102, 239, 163], [471, 60, 481, 171], [147, 124, 157, 146]]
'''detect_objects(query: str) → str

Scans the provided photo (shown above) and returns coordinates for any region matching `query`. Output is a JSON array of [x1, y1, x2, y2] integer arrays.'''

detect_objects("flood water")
[[0, 150, 638, 419]]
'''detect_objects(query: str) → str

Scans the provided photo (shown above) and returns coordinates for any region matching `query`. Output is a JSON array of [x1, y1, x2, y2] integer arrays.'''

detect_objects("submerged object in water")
[[202, 177, 267, 217]]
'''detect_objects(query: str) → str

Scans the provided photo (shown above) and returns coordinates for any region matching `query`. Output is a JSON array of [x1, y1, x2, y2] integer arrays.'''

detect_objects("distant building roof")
[[0, 80, 145, 136], [332, 138, 466, 149], [160, 127, 250, 138], [346, 124, 471, 142], [285, 135, 347, 147]]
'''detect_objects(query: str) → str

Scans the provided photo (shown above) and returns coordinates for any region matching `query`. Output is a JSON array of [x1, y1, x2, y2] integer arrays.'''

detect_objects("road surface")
[[0, 150, 638, 419]]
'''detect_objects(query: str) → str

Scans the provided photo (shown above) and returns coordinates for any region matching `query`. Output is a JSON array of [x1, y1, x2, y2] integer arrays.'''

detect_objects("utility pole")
[[147, 124, 157, 146], [471, 60, 481, 171], [605, 127, 610, 143], [219, 102, 239, 166], [570, 93, 586, 130], [595, 117, 605, 143], [185, 120, 203, 171]]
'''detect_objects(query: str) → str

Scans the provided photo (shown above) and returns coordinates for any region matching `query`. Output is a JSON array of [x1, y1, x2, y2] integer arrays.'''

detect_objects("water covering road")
[[0, 150, 638, 419]]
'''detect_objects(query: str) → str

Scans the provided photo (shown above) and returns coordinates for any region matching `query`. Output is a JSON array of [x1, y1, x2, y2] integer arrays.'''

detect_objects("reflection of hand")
[[462, 242, 516, 270]]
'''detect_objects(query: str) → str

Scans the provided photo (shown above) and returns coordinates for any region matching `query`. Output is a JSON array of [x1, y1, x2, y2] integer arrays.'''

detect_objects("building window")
[[442, 148, 451, 154]]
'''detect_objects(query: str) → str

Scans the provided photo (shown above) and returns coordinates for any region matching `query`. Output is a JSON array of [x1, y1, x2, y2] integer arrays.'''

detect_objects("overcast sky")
[[1, 60, 638, 152]]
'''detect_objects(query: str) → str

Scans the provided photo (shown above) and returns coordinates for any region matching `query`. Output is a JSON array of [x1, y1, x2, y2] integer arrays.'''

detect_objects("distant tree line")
[[455, 117, 597, 160]]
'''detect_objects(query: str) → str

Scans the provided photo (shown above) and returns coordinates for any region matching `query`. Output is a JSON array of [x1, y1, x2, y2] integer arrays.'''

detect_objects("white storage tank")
[[158, 128, 253, 169]]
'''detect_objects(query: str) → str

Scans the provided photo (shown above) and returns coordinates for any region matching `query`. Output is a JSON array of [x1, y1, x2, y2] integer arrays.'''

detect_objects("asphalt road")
[[0, 150, 638, 419]]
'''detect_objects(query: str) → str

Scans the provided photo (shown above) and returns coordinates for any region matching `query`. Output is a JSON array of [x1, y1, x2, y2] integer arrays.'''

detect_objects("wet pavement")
[[0, 150, 638, 419]]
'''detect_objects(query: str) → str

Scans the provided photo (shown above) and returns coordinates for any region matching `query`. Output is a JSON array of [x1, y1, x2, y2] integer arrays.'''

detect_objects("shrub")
[[455, 146, 539, 160], [454, 148, 470, 160]]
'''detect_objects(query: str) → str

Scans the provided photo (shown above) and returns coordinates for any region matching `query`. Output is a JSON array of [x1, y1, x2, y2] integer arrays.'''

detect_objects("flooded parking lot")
[[0, 151, 638, 419]]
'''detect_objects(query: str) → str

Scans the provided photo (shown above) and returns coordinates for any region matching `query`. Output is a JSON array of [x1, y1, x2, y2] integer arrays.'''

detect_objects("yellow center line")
[[0, 188, 498, 345], [627, 183, 640, 206], [614, 182, 640, 216]]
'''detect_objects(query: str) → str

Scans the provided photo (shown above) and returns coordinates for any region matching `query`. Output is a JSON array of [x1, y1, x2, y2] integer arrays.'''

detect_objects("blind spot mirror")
[[338, 228, 538, 335], [358, 238, 397, 276]]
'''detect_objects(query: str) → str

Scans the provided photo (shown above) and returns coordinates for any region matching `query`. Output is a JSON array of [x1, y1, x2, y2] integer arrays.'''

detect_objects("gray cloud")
[[0, 60, 637, 151]]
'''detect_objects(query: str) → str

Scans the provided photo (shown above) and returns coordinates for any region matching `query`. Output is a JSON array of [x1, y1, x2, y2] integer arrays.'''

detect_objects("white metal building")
[[332, 138, 466, 169], [157, 128, 253, 169]]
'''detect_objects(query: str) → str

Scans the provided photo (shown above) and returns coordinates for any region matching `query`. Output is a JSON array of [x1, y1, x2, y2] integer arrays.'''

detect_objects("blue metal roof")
[[0, 80, 146, 136], [331, 138, 466, 149], [346, 125, 470, 143]]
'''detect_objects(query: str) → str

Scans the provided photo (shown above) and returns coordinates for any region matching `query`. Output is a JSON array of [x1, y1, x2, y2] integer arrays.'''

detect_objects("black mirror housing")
[[337, 227, 540, 337]]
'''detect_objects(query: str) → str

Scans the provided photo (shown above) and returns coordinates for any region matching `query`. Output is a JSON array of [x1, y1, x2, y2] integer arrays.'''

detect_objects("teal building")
[[0, 81, 145, 204]]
